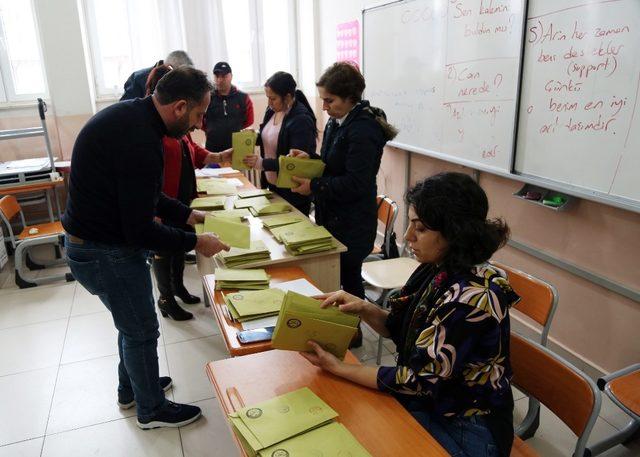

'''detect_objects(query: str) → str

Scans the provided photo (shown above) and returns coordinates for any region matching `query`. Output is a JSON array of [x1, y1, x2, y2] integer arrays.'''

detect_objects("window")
[[0, 0, 47, 103], [220, 0, 297, 88], [83, 0, 184, 98], [83, 0, 299, 97]]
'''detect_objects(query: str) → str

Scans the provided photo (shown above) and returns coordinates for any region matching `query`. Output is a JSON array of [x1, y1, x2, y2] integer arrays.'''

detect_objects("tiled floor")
[[0, 253, 638, 457]]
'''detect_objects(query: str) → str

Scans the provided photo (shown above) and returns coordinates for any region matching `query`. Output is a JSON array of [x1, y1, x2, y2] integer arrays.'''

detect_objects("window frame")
[[0, 0, 47, 104]]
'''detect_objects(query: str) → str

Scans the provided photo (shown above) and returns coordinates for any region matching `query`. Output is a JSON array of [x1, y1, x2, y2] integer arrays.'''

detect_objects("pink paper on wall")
[[336, 20, 360, 66]]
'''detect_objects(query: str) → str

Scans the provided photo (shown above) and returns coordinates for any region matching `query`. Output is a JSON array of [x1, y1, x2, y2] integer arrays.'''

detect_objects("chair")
[[490, 260, 558, 439], [510, 333, 601, 457], [0, 195, 73, 288], [361, 195, 419, 364], [587, 363, 640, 455], [366, 195, 399, 261]]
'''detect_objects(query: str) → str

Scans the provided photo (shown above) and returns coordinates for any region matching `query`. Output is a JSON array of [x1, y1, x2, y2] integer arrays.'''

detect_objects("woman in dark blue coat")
[[244, 72, 318, 215], [291, 62, 397, 325]]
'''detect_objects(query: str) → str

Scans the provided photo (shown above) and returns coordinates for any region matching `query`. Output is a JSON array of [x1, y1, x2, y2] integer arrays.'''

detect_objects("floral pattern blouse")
[[376, 262, 520, 418]]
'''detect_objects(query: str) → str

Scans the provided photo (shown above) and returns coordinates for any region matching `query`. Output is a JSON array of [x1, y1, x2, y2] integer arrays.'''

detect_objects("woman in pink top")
[[243, 72, 318, 215]]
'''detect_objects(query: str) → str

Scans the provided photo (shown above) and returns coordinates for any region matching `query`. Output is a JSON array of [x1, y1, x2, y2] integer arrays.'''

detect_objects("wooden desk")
[[206, 350, 448, 457], [196, 174, 347, 292], [203, 265, 315, 357], [0, 178, 64, 221]]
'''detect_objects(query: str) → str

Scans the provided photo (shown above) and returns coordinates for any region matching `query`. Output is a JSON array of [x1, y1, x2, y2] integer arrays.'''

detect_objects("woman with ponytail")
[[300, 172, 518, 457], [243, 71, 318, 215]]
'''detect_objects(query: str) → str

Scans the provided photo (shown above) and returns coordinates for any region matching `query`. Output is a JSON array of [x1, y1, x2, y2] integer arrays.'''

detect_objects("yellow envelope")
[[234, 196, 270, 209], [276, 156, 326, 188], [229, 387, 338, 451], [259, 422, 372, 457], [203, 215, 250, 249], [271, 291, 359, 359], [232, 130, 258, 170], [190, 196, 226, 210]]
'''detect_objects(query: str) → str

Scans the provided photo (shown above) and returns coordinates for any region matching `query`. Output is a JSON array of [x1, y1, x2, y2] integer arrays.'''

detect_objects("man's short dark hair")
[[154, 66, 213, 105]]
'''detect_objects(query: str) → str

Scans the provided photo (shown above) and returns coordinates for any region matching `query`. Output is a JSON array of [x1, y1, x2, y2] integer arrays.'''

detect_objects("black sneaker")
[[118, 376, 173, 410], [137, 401, 202, 429]]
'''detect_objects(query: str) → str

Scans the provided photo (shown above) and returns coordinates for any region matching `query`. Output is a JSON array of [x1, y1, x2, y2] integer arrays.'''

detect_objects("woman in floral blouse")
[[301, 172, 519, 457]]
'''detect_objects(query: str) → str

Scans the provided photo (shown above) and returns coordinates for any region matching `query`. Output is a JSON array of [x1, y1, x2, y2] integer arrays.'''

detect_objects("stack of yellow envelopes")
[[269, 221, 314, 243], [203, 215, 250, 249], [196, 177, 229, 192], [215, 240, 271, 267], [280, 225, 335, 255], [260, 213, 305, 229], [271, 291, 359, 359], [249, 202, 292, 216], [234, 196, 270, 209], [275, 156, 326, 189], [237, 189, 273, 199], [229, 387, 371, 457], [214, 268, 270, 290], [190, 196, 226, 210], [208, 208, 252, 223], [223, 288, 285, 322]]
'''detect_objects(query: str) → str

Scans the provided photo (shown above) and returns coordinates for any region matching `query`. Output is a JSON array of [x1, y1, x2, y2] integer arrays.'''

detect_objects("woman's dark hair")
[[316, 61, 365, 103], [154, 66, 213, 105], [145, 64, 173, 97], [406, 172, 509, 273], [265, 71, 317, 135]]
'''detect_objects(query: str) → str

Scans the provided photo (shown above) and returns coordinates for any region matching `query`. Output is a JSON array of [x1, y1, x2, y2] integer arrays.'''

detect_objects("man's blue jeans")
[[65, 236, 167, 419]]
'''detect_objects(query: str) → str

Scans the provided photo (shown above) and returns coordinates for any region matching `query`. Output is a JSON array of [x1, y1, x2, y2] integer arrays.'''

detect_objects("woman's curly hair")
[[406, 172, 509, 273]]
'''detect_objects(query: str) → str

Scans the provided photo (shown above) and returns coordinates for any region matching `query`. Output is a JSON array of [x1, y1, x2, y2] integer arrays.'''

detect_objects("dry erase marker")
[[542, 196, 565, 207]]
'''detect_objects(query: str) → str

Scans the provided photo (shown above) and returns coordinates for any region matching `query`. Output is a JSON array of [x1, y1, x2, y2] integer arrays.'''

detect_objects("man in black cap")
[[203, 61, 254, 153]]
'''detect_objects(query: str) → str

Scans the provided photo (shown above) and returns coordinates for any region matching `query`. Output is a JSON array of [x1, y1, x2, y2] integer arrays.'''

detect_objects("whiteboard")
[[363, 0, 526, 173], [515, 0, 640, 204]]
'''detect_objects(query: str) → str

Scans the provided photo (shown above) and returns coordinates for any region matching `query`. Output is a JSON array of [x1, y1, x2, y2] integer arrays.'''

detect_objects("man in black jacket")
[[119, 50, 193, 101], [204, 61, 254, 152], [63, 66, 229, 429]]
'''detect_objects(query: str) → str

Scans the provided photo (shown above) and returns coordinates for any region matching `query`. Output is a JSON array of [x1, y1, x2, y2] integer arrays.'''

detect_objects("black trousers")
[[340, 245, 371, 298], [152, 250, 187, 298]]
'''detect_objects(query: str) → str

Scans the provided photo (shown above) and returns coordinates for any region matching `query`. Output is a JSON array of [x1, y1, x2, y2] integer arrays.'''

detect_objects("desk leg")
[[53, 187, 62, 220], [45, 190, 55, 222]]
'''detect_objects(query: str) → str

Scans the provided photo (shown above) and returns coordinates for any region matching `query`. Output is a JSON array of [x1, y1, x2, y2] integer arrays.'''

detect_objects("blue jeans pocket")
[[66, 255, 104, 296]]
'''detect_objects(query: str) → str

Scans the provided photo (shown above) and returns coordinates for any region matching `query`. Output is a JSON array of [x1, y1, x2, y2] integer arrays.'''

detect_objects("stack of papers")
[[229, 388, 371, 457], [205, 182, 238, 196], [272, 291, 359, 359], [214, 268, 270, 290], [260, 213, 305, 229], [190, 196, 226, 210], [208, 208, 252, 223], [232, 130, 258, 170], [223, 288, 285, 322], [197, 177, 243, 190], [203, 215, 250, 249], [195, 167, 238, 178], [276, 156, 326, 189], [280, 225, 335, 255], [234, 196, 270, 209], [237, 189, 273, 199], [249, 203, 292, 216], [215, 240, 271, 268]]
